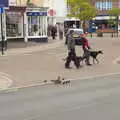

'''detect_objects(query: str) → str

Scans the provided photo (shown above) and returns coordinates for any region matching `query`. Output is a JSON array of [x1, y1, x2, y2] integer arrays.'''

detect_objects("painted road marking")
[[0, 72, 13, 90], [0, 72, 10, 76], [113, 56, 120, 64], [1, 71, 120, 93]]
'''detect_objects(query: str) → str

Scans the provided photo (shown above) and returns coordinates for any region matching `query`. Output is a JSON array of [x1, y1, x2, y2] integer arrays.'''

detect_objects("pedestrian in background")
[[47, 24, 52, 37], [51, 25, 57, 39], [58, 23, 64, 40]]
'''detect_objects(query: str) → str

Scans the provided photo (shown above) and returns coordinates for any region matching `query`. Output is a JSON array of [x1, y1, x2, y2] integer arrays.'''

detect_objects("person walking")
[[47, 24, 52, 37], [58, 23, 64, 40], [51, 25, 57, 39], [81, 34, 92, 66], [65, 30, 80, 69]]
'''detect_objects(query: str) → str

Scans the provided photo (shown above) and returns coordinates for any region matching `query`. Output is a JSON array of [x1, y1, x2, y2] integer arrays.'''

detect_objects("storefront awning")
[[6, 6, 26, 23], [6, 12, 23, 23], [6, 6, 26, 12]]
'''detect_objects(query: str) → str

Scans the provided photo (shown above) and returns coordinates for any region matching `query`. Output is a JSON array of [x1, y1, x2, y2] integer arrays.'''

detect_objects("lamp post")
[[0, 8, 4, 55], [116, 15, 119, 37]]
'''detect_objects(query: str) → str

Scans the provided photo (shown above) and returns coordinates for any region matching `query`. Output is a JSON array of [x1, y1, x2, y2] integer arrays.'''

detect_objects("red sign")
[[48, 9, 56, 16]]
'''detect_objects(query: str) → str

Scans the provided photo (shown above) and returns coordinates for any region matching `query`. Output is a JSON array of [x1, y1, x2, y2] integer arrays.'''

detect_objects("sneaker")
[[86, 63, 92, 66], [65, 66, 72, 69]]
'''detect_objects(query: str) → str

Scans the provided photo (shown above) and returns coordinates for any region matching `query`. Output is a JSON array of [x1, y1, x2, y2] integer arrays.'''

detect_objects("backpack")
[[75, 37, 84, 46]]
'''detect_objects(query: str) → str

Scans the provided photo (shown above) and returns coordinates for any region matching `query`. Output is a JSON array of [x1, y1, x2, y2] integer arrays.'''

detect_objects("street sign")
[[27, 12, 47, 16], [48, 9, 56, 16], [0, 8, 4, 14], [0, 0, 9, 7]]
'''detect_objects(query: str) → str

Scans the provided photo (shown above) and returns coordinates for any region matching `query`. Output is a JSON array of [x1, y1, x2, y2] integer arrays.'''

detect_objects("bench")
[[96, 29, 118, 37]]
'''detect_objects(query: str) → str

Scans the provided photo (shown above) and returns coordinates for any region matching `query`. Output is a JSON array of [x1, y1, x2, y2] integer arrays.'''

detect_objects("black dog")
[[89, 50, 103, 64], [63, 56, 83, 69]]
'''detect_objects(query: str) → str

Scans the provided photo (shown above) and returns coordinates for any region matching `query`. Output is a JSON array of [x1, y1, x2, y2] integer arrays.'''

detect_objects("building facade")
[[92, 0, 120, 15], [0, 0, 48, 47], [44, 0, 67, 25], [88, 0, 120, 31]]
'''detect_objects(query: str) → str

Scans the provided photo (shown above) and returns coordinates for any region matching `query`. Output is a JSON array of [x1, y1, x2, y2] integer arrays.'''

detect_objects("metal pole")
[[117, 15, 119, 37], [52, 15, 54, 25], [1, 13, 4, 55]]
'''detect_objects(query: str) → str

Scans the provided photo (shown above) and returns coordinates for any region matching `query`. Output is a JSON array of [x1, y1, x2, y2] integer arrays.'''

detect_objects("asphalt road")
[[0, 74, 120, 120]]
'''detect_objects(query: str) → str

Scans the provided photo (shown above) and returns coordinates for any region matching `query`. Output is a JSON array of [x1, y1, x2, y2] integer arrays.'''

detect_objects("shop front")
[[5, 6, 26, 41], [26, 8, 48, 42]]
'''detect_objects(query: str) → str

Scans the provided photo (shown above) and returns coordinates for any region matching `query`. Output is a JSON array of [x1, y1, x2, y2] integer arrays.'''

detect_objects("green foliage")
[[108, 8, 120, 31], [108, 19, 116, 25], [108, 8, 120, 16], [67, 0, 97, 21]]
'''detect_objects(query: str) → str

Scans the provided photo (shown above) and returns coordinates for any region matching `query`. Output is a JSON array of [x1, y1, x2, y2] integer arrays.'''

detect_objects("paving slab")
[[0, 37, 120, 89]]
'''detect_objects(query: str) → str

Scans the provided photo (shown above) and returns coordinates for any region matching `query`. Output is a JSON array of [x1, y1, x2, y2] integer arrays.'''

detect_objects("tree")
[[108, 8, 120, 37], [67, 0, 97, 32], [26, 0, 36, 7]]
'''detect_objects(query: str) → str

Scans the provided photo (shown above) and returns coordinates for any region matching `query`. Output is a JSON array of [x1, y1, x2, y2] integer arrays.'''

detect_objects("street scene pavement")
[[0, 35, 120, 90], [0, 74, 120, 120]]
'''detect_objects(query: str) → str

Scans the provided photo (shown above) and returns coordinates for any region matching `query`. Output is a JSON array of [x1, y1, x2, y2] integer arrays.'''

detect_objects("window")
[[28, 16, 39, 36], [6, 12, 23, 37], [95, 1, 112, 10], [27, 13, 47, 36]]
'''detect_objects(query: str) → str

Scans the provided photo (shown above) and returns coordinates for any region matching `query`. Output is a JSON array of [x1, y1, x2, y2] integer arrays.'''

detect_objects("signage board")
[[9, 0, 27, 6], [27, 12, 47, 16], [9, 0, 16, 6], [0, 0, 8, 7], [48, 9, 56, 16]]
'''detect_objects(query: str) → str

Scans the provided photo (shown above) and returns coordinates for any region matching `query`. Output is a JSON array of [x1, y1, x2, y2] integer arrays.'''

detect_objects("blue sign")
[[0, 8, 4, 13], [27, 12, 47, 16], [0, 0, 8, 7]]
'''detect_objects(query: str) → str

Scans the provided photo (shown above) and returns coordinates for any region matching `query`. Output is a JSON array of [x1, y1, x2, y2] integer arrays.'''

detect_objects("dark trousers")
[[59, 31, 63, 40], [51, 32, 56, 39], [83, 49, 91, 65], [65, 49, 80, 69]]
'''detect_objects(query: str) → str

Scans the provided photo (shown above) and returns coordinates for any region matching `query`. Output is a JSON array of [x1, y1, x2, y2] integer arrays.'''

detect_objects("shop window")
[[6, 12, 23, 37], [28, 15, 47, 36], [95, 1, 112, 10]]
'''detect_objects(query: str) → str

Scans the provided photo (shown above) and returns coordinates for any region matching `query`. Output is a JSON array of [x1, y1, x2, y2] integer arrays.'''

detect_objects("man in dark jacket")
[[51, 25, 57, 39], [65, 30, 80, 69]]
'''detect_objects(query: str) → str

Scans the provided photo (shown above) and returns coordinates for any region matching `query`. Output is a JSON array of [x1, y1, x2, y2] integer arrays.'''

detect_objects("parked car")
[[65, 28, 84, 45]]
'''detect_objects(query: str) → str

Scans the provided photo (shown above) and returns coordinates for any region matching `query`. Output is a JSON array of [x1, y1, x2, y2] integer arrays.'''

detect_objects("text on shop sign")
[[27, 12, 47, 16]]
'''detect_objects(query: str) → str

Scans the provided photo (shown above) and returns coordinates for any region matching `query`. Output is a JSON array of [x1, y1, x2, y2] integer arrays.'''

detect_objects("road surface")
[[0, 74, 120, 120]]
